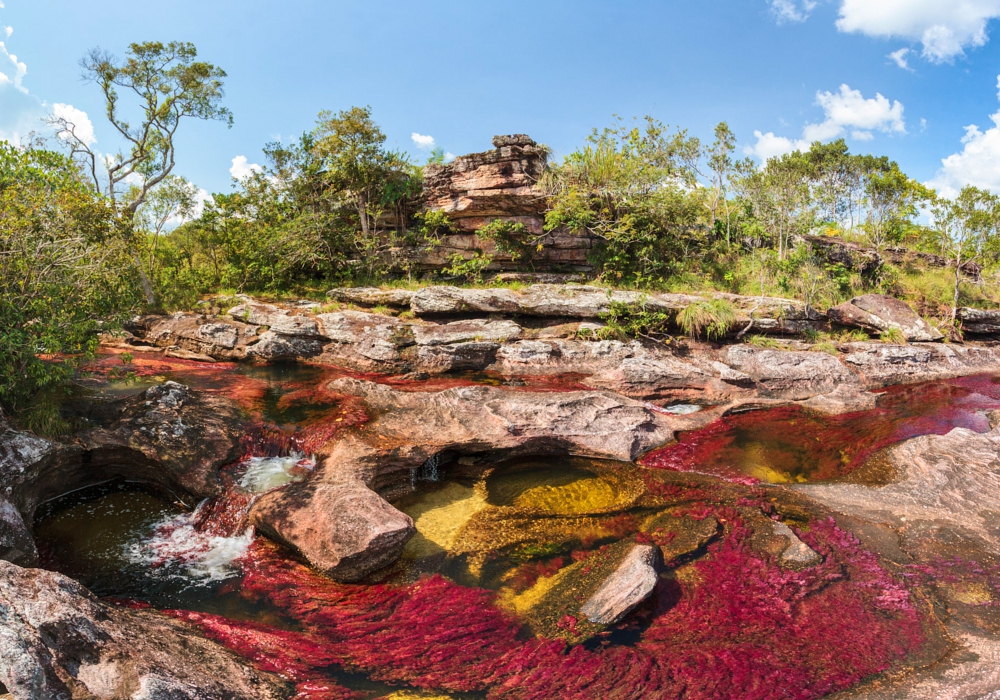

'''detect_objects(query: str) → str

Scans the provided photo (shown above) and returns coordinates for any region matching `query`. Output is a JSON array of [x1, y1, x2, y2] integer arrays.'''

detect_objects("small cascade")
[[419, 453, 442, 483]]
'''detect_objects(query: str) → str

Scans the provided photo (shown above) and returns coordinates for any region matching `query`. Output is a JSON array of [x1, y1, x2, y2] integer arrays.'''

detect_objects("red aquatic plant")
[[174, 512, 925, 700], [642, 376, 1000, 483]]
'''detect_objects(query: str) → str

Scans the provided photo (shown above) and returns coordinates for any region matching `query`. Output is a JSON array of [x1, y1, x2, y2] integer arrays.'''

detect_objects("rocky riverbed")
[[5, 285, 1000, 699]]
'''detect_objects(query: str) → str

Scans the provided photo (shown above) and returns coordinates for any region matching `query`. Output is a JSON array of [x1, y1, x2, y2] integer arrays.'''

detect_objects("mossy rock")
[[639, 511, 720, 564], [497, 539, 640, 644]]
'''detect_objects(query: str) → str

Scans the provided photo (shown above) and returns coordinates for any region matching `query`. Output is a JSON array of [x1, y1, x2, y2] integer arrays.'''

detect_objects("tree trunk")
[[951, 253, 962, 324]]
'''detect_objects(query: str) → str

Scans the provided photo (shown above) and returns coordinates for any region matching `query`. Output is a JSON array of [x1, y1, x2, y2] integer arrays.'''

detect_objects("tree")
[[932, 186, 1000, 323], [0, 143, 140, 424], [862, 165, 931, 251], [702, 122, 736, 242], [310, 106, 412, 239], [542, 115, 705, 285], [733, 153, 814, 261], [135, 174, 199, 282], [49, 41, 231, 305]]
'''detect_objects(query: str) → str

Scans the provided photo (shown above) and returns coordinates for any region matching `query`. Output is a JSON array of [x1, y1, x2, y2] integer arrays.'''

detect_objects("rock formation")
[[580, 544, 662, 624], [0, 561, 286, 699], [828, 294, 944, 342]]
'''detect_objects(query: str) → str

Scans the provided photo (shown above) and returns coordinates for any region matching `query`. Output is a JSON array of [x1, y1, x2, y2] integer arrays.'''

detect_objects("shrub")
[[677, 299, 737, 340], [879, 326, 907, 344], [597, 300, 673, 341]]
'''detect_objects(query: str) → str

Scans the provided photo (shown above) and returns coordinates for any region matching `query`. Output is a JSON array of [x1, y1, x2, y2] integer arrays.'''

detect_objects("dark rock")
[[126, 314, 261, 361], [958, 307, 1000, 336], [580, 544, 662, 625], [0, 561, 286, 699], [244, 330, 324, 361], [410, 341, 501, 373], [829, 294, 943, 342]]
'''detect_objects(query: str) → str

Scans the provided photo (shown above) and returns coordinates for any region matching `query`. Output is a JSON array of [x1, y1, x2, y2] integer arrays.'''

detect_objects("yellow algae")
[[741, 443, 807, 483], [399, 482, 488, 559], [498, 563, 577, 616], [377, 692, 455, 700], [512, 477, 618, 514], [952, 583, 993, 606]]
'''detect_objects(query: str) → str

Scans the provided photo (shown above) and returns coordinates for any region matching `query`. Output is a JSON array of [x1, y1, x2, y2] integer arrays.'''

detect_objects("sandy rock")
[[327, 287, 415, 308], [580, 544, 662, 625], [251, 476, 415, 582], [164, 345, 217, 363], [829, 294, 943, 342], [0, 561, 285, 699], [723, 345, 857, 399], [412, 319, 522, 346], [799, 384, 880, 415], [798, 426, 1000, 549]]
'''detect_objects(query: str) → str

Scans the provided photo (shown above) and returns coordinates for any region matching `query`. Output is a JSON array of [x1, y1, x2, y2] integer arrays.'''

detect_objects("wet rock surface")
[[0, 561, 285, 699]]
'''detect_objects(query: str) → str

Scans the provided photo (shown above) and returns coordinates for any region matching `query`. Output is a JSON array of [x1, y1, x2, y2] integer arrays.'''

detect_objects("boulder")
[[829, 294, 943, 342], [0, 561, 285, 699], [314, 311, 414, 371], [250, 474, 415, 582], [228, 300, 322, 337], [771, 521, 821, 566], [126, 314, 260, 361], [410, 341, 500, 373], [580, 544, 662, 625], [244, 330, 325, 361], [958, 307, 1000, 336], [722, 345, 857, 399]]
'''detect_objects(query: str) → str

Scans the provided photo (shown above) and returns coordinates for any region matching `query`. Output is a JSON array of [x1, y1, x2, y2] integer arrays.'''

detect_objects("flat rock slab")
[[723, 345, 857, 399], [798, 384, 879, 415], [580, 544, 663, 624], [0, 561, 285, 699], [829, 294, 943, 342]]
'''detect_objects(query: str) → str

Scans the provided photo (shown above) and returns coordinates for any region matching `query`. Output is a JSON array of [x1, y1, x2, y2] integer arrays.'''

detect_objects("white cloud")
[[4, 26, 11, 38], [748, 84, 905, 161], [0, 40, 25, 93], [230, 155, 262, 180], [411, 132, 435, 149], [746, 130, 810, 161], [444, 151, 456, 161], [837, 0, 1000, 63], [928, 74, 1000, 197], [888, 47, 914, 70], [769, 0, 818, 23], [51, 103, 96, 145]]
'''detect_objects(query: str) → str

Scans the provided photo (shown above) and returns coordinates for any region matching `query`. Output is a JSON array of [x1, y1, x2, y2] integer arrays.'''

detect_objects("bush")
[[676, 300, 737, 340], [0, 143, 141, 417]]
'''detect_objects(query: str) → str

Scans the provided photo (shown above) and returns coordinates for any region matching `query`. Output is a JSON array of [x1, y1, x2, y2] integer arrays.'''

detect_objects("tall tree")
[[49, 41, 231, 305], [310, 106, 411, 239], [733, 153, 814, 260], [932, 186, 1000, 323]]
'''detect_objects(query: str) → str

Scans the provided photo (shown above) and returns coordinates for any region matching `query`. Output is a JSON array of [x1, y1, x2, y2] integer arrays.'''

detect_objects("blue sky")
[[4, 0, 1000, 199]]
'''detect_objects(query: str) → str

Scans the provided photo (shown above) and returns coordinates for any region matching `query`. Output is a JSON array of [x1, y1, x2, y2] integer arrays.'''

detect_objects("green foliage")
[[811, 341, 839, 356], [477, 218, 538, 266], [445, 251, 493, 282], [542, 116, 706, 286], [746, 334, 781, 349], [676, 299, 737, 340], [0, 142, 141, 415], [597, 300, 673, 340], [879, 326, 907, 344]]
